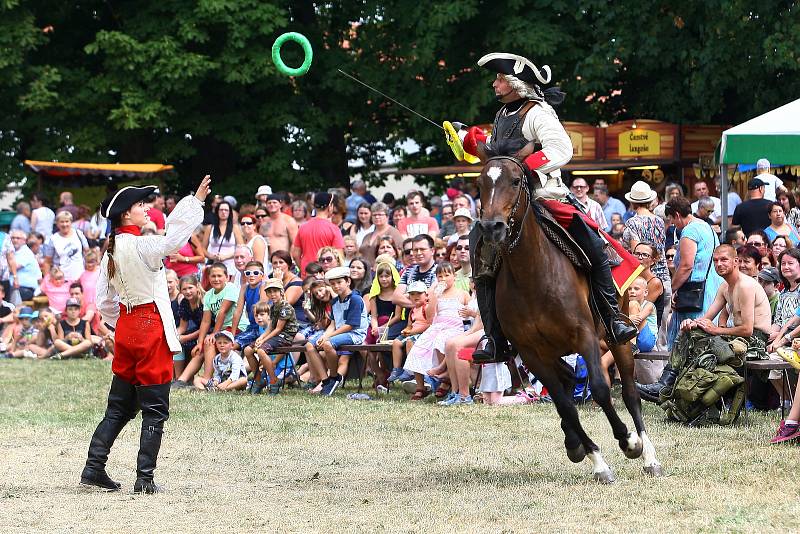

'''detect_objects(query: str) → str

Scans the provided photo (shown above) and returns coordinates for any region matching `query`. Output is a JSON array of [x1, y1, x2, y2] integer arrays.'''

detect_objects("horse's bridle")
[[484, 155, 532, 253]]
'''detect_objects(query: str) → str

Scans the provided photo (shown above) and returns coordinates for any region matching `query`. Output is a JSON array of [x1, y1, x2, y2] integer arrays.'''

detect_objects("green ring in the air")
[[272, 32, 313, 76]]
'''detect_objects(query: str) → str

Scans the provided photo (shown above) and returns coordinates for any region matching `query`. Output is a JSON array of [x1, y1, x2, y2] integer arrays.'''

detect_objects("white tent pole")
[[720, 164, 728, 236]]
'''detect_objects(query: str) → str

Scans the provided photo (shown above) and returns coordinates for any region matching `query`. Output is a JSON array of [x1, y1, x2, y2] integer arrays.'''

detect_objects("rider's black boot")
[[133, 383, 170, 494], [568, 215, 637, 345], [471, 275, 513, 364], [469, 226, 513, 364], [636, 365, 678, 403], [81, 376, 139, 491]]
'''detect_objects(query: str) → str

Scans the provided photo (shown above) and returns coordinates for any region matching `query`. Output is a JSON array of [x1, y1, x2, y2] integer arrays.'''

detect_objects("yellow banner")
[[618, 129, 660, 157], [568, 131, 583, 157]]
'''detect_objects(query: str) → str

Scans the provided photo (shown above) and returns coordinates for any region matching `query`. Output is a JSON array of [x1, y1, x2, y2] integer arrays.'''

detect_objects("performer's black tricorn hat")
[[100, 185, 158, 219], [477, 52, 552, 85]]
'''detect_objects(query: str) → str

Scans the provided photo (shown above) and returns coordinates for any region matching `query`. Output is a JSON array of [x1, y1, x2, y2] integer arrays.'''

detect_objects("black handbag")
[[673, 225, 716, 313]]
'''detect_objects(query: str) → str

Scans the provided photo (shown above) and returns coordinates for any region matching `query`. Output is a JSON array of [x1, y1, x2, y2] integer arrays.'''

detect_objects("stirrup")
[[472, 336, 510, 364]]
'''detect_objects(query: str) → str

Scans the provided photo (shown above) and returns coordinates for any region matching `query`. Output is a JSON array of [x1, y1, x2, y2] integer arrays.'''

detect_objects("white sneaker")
[[23, 350, 36, 359]]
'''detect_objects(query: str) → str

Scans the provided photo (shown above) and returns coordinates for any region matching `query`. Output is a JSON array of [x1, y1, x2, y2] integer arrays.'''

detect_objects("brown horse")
[[475, 147, 663, 482]]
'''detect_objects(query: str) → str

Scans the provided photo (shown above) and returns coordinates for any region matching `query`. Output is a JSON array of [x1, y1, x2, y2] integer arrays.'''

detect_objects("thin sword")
[[336, 69, 443, 130]]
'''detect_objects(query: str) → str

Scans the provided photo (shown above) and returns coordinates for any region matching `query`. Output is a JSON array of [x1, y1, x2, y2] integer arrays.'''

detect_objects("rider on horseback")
[[454, 52, 638, 362]]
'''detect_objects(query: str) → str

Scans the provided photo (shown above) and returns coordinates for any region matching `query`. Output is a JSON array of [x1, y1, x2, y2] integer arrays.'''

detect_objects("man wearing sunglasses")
[[392, 234, 437, 308]]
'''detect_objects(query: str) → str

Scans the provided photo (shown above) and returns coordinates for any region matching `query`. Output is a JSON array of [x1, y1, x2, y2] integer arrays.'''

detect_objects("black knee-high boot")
[[133, 383, 170, 494], [81, 376, 139, 490], [469, 226, 512, 363], [567, 216, 637, 345]]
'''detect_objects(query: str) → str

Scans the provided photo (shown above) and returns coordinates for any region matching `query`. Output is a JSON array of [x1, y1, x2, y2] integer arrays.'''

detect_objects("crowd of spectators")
[[1, 158, 799, 437]]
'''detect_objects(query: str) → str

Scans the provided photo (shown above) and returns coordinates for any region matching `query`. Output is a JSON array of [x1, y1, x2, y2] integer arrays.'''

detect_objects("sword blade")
[[337, 69, 443, 130]]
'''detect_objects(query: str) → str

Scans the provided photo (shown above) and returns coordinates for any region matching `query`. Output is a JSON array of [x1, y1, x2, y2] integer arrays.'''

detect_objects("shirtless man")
[[639, 244, 771, 403], [259, 194, 298, 255], [681, 244, 771, 339]]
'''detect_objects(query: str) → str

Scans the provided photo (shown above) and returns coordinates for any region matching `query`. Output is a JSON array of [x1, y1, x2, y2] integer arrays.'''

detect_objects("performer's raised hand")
[[194, 175, 212, 202]]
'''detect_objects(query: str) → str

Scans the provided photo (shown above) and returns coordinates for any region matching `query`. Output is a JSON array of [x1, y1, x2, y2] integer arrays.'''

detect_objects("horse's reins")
[[485, 155, 532, 254]]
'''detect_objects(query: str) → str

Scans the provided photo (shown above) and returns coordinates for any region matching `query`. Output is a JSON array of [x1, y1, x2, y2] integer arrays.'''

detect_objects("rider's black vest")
[[489, 99, 534, 151]]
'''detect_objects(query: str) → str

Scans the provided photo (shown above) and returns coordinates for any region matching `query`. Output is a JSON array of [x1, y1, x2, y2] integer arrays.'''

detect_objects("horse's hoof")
[[593, 469, 616, 484], [643, 464, 665, 477], [566, 445, 586, 463], [621, 437, 644, 460]]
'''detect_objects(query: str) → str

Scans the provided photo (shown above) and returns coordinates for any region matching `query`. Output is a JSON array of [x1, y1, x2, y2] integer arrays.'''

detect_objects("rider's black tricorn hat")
[[100, 185, 158, 219], [478, 52, 552, 85]]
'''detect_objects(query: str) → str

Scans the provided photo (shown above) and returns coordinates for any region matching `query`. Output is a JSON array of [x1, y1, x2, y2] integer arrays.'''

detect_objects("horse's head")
[[475, 141, 533, 244]]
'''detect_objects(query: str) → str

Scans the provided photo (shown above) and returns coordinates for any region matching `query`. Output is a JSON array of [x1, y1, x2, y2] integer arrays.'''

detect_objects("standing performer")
[[453, 53, 637, 362], [80, 176, 210, 494]]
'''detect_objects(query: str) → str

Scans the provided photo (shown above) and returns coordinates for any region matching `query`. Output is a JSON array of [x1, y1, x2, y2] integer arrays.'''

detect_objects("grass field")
[[1, 359, 799, 533]]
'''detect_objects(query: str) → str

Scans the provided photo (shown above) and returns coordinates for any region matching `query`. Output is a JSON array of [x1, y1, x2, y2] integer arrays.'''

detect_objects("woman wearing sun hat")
[[622, 181, 671, 347], [80, 175, 211, 494]]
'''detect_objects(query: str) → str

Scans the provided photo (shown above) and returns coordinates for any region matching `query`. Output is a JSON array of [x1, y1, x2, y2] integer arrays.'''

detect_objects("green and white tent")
[[719, 97, 800, 165]]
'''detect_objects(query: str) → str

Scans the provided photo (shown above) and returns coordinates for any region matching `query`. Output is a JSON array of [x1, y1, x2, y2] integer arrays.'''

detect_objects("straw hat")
[[624, 181, 657, 204]]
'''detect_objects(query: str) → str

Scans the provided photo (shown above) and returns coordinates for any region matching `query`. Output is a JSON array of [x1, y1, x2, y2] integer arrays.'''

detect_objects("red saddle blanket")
[[539, 199, 643, 296]]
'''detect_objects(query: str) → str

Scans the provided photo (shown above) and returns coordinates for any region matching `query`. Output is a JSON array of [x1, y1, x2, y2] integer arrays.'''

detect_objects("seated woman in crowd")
[[43, 210, 89, 283], [239, 214, 267, 267], [359, 202, 404, 264], [317, 246, 344, 274], [270, 250, 305, 327], [202, 201, 242, 274], [765, 202, 800, 247], [349, 202, 374, 247], [348, 257, 372, 303], [291, 199, 309, 227]]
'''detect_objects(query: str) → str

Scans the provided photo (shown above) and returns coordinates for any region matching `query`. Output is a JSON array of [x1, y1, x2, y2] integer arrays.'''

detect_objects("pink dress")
[[79, 269, 100, 305], [404, 296, 464, 374]]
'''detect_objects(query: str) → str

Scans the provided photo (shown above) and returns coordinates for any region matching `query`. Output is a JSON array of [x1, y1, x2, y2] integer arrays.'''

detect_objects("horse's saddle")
[[536, 207, 623, 272]]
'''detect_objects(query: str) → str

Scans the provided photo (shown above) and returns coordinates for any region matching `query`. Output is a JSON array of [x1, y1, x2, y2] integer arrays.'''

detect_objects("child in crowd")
[[403, 262, 469, 400], [600, 276, 657, 386], [300, 278, 335, 390], [40, 266, 70, 315], [387, 281, 431, 382], [231, 260, 266, 351], [49, 297, 93, 359], [78, 251, 100, 306], [176, 274, 204, 378], [33, 309, 56, 358], [244, 302, 279, 394], [365, 261, 403, 389], [4, 307, 44, 359], [305, 262, 325, 280], [315, 267, 369, 396], [250, 280, 301, 394], [173, 263, 250, 388], [628, 276, 658, 352], [194, 331, 248, 391], [342, 236, 358, 266], [478, 361, 535, 406]]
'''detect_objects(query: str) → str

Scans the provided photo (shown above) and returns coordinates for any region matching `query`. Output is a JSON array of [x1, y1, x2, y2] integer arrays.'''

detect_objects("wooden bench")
[[743, 359, 795, 420], [635, 350, 669, 361], [264, 343, 392, 391]]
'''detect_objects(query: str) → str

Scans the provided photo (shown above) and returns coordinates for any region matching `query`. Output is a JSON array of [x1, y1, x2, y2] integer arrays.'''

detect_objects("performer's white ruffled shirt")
[[96, 195, 205, 353]]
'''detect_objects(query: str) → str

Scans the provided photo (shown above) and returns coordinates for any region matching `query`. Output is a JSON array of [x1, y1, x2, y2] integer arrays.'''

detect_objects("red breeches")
[[112, 303, 174, 386]]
